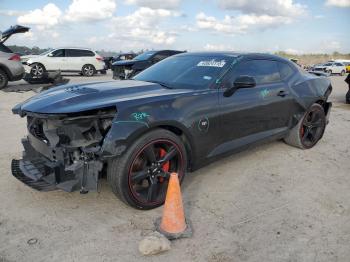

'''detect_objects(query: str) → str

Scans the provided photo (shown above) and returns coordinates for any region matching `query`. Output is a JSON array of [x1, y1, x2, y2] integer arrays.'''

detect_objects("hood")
[[0, 25, 30, 43], [13, 80, 193, 115], [21, 54, 39, 59], [112, 60, 137, 67], [21, 55, 39, 61]]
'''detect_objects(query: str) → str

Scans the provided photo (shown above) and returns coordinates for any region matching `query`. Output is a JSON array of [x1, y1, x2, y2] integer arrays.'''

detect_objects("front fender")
[[100, 120, 149, 158]]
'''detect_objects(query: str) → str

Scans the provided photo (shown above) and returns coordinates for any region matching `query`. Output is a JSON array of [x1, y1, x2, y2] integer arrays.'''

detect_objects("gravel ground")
[[0, 72, 349, 262]]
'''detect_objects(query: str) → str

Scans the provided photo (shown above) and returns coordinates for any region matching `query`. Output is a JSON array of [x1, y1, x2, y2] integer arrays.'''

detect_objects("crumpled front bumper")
[[11, 159, 57, 192], [11, 136, 102, 193]]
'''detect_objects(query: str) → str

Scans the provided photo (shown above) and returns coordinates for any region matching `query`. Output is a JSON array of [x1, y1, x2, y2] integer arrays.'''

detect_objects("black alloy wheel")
[[299, 106, 326, 149], [107, 129, 187, 209], [128, 139, 184, 206]]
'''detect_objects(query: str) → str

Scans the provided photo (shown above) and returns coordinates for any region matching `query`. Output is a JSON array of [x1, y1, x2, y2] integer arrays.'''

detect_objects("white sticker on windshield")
[[197, 59, 226, 68], [203, 76, 212, 80]]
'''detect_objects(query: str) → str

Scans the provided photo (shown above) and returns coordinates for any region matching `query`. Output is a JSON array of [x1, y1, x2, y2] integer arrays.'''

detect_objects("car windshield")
[[133, 51, 157, 61], [134, 55, 237, 90], [40, 49, 53, 56], [324, 63, 332, 66]]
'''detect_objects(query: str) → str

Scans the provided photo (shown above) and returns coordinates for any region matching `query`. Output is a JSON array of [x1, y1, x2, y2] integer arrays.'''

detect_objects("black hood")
[[112, 60, 137, 67], [13, 80, 193, 115]]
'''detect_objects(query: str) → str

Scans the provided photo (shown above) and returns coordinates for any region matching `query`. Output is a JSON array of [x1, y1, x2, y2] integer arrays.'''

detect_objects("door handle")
[[277, 90, 289, 97]]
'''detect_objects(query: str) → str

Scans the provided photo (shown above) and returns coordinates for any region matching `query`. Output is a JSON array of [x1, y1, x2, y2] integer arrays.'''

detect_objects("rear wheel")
[[81, 64, 96, 77], [0, 69, 8, 89], [340, 70, 345, 76], [107, 129, 187, 209], [284, 103, 326, 149]]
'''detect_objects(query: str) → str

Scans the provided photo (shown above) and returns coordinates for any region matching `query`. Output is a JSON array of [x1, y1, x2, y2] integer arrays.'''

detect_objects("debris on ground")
[[23, 71, 68, 86], [138, 231, 171, 256], [27, 238, 38, 245], [2, 71, 69, 93]]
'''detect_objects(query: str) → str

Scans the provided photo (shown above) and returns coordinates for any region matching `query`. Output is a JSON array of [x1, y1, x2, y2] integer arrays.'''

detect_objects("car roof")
[[175, 51, 291, 63], [54, 47, 94, 51]]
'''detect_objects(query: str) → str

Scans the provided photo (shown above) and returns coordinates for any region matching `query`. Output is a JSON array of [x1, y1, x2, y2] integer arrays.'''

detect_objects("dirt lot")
[[0, 72, 349, 262]]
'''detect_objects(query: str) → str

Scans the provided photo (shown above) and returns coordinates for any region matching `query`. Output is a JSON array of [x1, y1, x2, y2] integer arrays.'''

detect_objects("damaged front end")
[[11, 107, 116, 193]]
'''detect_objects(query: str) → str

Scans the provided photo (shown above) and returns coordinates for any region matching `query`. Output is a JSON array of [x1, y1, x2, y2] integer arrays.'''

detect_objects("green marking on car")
[[131, 112, 150, 121]]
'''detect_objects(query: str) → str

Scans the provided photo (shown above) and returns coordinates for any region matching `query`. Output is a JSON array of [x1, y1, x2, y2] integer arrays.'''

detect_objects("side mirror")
[[47, 53, 53, 57], [223, 75, 256, 97], [234, 75, 256, 88]]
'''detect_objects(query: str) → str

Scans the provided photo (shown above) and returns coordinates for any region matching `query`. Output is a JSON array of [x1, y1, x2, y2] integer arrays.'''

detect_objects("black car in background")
[[11, 52, 332, 210], [111, 50, 185, 79], [103, 53, 136, 70]]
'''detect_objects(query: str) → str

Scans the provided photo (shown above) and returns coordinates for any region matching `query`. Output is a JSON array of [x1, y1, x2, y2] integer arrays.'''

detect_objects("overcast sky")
[[0, 0, 349, 54]]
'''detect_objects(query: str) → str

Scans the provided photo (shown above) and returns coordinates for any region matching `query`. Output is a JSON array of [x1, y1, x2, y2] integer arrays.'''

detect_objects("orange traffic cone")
[[155, 173, 192, 240]]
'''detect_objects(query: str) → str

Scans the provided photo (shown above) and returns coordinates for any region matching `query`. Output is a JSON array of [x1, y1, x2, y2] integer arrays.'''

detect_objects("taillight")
[[9, 54, 21, 61], [96, 56, 103, 62]]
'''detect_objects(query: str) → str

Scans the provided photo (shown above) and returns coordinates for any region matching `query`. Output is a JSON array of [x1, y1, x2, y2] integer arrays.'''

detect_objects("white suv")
[[22, 48, 105, 77], [313, 62, 346, 76]]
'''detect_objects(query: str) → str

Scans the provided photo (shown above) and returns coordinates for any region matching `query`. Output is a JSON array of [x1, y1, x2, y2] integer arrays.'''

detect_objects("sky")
[[0, 0, 349, 54]]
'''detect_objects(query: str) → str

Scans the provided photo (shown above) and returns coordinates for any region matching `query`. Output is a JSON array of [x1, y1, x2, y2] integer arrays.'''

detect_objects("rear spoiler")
[[0, 25, 30, 43]]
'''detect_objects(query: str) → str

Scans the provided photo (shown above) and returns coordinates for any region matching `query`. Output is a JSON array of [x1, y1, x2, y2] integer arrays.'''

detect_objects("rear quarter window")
[[66, 49, 95, 57], [278, 62, 295, 79]]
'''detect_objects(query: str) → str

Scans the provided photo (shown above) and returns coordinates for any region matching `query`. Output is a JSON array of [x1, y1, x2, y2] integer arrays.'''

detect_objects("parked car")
[[313, 62, 346, 75], [21, 47, 105, 77], [103, 53, 136, 70], [329, 60, 350, 73], [0, 25, 28, 89], [11, 52, 332, 209], [111, 50, 185, 79]]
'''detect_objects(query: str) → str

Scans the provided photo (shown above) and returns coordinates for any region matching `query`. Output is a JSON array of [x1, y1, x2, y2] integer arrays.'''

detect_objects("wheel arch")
[[101, 120, 196, 171], [156, 124, 195, 170]]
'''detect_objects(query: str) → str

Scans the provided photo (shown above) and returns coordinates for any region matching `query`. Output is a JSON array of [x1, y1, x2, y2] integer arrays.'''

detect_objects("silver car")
[[0, 25, 29, 89]]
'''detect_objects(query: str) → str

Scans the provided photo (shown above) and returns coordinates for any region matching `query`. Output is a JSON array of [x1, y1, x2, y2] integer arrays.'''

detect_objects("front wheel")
[[107, 129, 187, 210], [284, 103, 326, 149], [30, 63, 45, 78], [81, 64, 96, 77], [340, 70, 345, 76]]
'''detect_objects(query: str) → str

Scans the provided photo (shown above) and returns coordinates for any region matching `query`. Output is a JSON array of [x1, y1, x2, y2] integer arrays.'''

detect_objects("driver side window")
[[232, 60, 281, 85]]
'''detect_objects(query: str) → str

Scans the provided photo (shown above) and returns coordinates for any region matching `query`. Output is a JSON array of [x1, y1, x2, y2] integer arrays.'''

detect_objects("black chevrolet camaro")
[[12, 52, 332, 209]]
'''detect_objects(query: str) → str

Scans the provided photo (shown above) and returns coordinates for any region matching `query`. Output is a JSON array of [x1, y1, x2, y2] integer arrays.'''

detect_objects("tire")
[[81, 64, 96, 77], [0, 69, 8, 89], [340, 70, 345, 76], [326, 70, 332, 75], [346, 88, 350, 104], [30, 63, 45, 78], [284, 103, 326, 149], [107, 129, 188, 210]]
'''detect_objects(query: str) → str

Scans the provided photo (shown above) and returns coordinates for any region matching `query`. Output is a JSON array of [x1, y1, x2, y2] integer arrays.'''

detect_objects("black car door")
[[216, 59, 293, 155]]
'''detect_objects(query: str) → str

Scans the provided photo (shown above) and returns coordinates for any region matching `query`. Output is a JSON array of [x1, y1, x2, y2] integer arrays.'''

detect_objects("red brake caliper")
[[159, 148, 170, 183], [300, 126, 305, 138]]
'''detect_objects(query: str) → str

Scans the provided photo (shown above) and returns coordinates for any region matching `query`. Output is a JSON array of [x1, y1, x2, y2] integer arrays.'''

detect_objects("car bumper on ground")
[[11, 134, 103, 193]]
